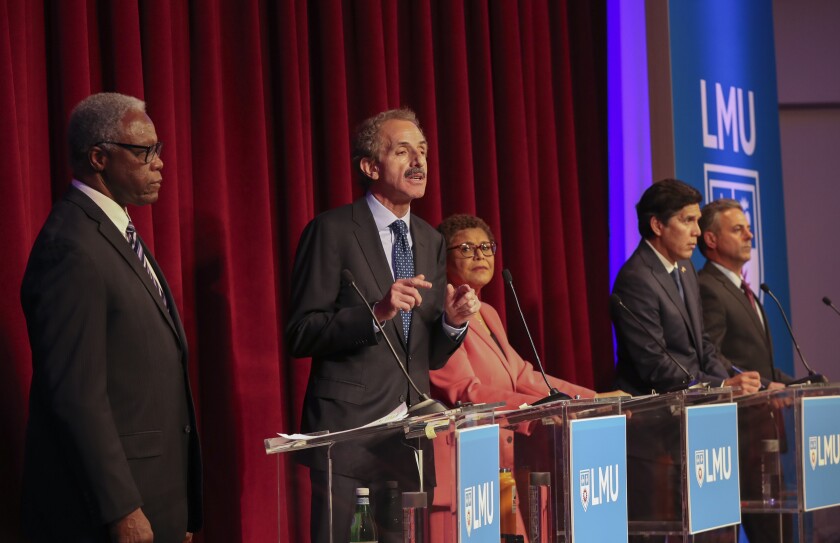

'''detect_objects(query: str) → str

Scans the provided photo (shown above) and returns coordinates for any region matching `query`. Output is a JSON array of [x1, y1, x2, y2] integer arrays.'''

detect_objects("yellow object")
[[499, 467, 517, 535]]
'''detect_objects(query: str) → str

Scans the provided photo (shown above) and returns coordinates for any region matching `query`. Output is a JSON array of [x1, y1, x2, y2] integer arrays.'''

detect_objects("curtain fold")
[[0, 1, 609, 540]]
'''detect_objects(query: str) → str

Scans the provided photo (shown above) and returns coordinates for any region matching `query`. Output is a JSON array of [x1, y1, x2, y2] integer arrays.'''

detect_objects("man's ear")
[[359, 157, 379, 181], [88, 146, 107, 173], [650, 216, 664, 237], [703, 230, 717, 250]]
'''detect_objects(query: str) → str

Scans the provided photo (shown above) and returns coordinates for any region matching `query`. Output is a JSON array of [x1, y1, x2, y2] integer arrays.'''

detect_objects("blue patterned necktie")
[[670, 267, 685, 303], [390, 219, 414, 342], [126, 221, 168, 309]]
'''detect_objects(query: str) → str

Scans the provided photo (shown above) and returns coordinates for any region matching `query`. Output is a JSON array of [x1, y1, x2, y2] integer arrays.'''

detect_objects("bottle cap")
[[402, 491, 427, 508], [386, 480, 399, 489], [355, 487, 370, 496], [530, 471, 551, 485]]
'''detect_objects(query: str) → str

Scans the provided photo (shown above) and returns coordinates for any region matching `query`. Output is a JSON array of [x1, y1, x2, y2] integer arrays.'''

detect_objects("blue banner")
[[801, 396, 840, 511], [457, 425, 500, 542], [570, 415, 628, 542], [686, 404, 741, 533], [668, 0, 793, 376]]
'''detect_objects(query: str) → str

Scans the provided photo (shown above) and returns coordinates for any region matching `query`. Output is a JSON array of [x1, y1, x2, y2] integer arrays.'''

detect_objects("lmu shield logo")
[[810, 436, 819, 470], [579, 469, 591, 512], [463, 487, 473, 537], [695, 450, 706, 488]]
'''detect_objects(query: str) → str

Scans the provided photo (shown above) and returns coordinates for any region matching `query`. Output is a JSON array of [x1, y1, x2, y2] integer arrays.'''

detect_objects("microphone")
[[501, 269, 570, 405], [822, 296, 840, 318], [610, 294, 699, 392], [760, 284, 827, 384], [341, 269, 447, 416]]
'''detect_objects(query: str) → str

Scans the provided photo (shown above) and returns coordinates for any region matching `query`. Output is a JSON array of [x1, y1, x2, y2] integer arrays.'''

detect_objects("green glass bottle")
[[349, 487, 378, 543]]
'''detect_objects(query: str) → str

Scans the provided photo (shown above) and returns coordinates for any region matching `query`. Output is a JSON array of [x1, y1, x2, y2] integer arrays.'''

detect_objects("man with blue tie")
[[286, 108, 479, 543], [610, 178, 762, 395]]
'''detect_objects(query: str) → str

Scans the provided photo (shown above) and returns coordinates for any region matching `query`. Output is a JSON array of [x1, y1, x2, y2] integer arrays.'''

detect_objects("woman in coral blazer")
[[429, 214, 597, 541]]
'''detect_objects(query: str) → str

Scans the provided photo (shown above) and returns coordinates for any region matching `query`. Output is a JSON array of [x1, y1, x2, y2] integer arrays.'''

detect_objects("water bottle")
[[760, 439, 780, 506], [380, 480, 402, 535], [350, 487, 378, 542]]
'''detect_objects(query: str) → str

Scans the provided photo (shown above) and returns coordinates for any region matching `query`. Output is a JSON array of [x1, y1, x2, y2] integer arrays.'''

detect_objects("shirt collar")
[[71, 179, 131, 236], [711, 261, 743, 287], [644, 239, 678, 274], [365, 191, 411, 233]]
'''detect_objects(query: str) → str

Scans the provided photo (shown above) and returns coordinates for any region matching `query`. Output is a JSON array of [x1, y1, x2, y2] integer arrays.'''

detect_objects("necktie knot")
[[390, 219, 408, 237]]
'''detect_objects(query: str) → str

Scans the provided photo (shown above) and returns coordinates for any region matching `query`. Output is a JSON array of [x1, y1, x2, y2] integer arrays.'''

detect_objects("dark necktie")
[[390, 219, 414, 342], [670, 267, 685, 303], [741, 278, 757, 311], [126, 221, 168, 309]]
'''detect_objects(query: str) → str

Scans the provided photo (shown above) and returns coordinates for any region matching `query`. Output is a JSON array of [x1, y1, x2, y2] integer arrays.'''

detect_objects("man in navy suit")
[[21, 93, 201, 543], [286, 108, 479, 543], [610, 179, 762, 395]]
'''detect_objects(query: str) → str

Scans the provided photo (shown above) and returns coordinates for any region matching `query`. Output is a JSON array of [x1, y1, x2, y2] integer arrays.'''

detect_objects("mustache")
[[404, 167, 426, 178]]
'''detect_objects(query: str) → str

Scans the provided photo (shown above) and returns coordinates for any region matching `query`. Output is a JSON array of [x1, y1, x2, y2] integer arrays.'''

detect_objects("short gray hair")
[[352, 108, 422, 189], [67, 92, 146, 175], [698, 198, 743, 256]]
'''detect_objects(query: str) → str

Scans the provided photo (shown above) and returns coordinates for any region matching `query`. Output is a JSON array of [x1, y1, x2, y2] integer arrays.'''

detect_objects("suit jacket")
[[430, 302, 594, 468], [611, 241, 729, 395], [286, 197, 463, 482], [21, 187, 202, 542], [698, 261, 792, 385]]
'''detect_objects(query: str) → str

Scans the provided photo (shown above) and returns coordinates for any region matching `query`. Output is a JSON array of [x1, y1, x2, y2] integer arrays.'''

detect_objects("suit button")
[[506, 436, 513, 444], [399, 395, 406, 403], [184, 425, 191, 434]]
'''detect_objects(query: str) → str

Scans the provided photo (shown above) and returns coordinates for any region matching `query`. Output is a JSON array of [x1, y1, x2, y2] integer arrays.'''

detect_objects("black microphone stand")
[[342, 269, 448, 416], [502, 269, 571, 405]]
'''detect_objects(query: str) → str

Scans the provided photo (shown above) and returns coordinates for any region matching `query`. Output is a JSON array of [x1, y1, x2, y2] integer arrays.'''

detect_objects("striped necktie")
[[126, 221, 168, 309]]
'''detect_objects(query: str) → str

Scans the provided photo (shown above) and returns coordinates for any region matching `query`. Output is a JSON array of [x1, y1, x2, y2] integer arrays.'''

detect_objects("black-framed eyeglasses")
[[95, 141, 163, 164], [447, 241, 497, 258]]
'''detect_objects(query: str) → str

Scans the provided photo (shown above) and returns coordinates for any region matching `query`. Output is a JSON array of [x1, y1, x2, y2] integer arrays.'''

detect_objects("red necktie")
[[741, 278, 757, 311]]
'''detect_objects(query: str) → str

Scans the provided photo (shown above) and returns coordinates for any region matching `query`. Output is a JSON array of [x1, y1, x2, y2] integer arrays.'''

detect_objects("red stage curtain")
[[0, 1, 609, 541]]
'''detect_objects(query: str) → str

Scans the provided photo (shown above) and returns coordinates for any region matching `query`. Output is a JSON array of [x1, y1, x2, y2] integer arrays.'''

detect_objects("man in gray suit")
[[21, 93, 201, 543], [698, 198, 791, 388], [610, 179, 762, 395]]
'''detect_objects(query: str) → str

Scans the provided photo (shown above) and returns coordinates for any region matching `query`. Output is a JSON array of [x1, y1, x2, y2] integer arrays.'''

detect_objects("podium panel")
[[736, 384, 840, 542], [623, 389, 739, 543]]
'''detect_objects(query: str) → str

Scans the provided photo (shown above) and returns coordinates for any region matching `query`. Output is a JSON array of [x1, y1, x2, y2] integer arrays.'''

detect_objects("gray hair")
[[352, 108, 422, 189], [698, 198, 743, 256], [67, 92, 146, 175]]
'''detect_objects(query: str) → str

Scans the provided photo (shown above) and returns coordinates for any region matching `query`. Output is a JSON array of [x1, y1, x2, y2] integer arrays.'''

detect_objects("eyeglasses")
[[447, 241, 497, 258], [95, 141, 163, 164]]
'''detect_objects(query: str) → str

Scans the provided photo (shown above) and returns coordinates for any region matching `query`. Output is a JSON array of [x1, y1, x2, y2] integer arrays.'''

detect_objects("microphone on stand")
[[760, 283, 827, 385], [822, 296, 840, 318], [501, 269, 571, 405], [610, 294, 701, 392], [341, 269, 447, 416]]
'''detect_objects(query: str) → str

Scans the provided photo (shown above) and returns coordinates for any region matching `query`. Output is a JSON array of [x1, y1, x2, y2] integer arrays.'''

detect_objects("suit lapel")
[[708, 264, 768, 340], [67, 189, 180, 340], [475, 310, 517, 386], [640, 244, 695, 342], [351, 199, 408, 351]]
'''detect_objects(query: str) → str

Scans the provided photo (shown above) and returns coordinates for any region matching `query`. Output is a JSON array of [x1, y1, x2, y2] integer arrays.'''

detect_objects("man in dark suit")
[[698, 198, 791, 388], [286, 108, 479, 543], [610, 179, 762, 395], [698, 198, 792, 542], [21, 93, 202, 543]]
